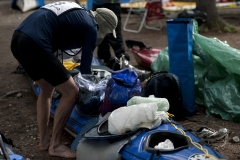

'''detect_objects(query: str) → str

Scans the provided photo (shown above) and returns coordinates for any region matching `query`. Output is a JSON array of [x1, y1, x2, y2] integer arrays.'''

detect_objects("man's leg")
[[107, 3, 126, 57], [48, 77, 79, 158], [92, 4, 112, 63], [97, 37, 112, 63], [35, 79, 54, 151]]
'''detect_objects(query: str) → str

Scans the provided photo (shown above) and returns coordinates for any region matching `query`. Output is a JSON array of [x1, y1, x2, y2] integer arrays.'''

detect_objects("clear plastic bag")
[[73, 73, 111, 116]]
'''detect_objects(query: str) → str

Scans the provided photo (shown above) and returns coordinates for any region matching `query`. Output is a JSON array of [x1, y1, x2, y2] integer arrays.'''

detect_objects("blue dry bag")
[[99, 68, 142, 115], [166, 18, 196, 116]]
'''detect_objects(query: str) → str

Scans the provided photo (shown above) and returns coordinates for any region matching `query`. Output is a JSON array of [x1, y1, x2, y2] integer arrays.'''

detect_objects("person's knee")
[[62, 86, 78, 100], [36, 79, 54, 97], [71, 87, 79, 103], [37, 76, 80, 103], [56, 79, 79, 102]]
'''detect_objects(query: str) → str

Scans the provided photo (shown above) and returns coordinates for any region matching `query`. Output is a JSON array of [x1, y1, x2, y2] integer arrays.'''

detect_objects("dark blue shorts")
[[11, 30, 70, 86]]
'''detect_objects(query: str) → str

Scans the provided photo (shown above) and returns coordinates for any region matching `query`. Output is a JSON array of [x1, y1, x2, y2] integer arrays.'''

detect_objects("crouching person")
[[10, 1, 117, 158]]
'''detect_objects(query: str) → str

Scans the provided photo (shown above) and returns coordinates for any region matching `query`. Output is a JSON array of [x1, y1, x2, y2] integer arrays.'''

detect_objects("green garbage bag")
[[194, 34, 240, 76], [193, 32, 240, 122], [204, 74, 240, 121], [151, 47, 169, 73]]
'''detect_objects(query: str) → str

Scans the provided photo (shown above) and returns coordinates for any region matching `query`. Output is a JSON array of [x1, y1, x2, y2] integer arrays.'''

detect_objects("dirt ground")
[[1, 0, 240, 160]]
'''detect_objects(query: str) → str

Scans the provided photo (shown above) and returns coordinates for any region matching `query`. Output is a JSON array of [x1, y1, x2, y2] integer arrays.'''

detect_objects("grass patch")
[[199, 17, 240, 33]]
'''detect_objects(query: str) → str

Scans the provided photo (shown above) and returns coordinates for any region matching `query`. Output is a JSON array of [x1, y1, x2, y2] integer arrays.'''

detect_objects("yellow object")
[[63, 61, 80, 70], [76, 0, 86, 6], [121, 2, 146, 9]]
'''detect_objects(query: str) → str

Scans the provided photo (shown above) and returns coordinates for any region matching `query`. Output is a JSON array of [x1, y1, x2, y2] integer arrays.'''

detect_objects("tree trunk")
[[195, 0, 239, 32], [196, 0, 219, 21]]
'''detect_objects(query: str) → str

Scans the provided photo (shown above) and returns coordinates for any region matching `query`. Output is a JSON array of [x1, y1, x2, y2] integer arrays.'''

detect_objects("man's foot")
[[38, 142, 50, 151], [38, 134, 51, 151], [49, 144, 76, 159]]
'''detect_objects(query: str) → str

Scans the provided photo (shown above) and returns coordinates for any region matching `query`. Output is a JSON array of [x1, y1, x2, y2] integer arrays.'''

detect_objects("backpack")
[[142, 71, 186, 120]]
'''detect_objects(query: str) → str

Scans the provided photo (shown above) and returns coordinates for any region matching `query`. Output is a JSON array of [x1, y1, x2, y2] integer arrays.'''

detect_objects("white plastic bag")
[[154, 139, 174, 150], [108, 103, 163, 135]]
